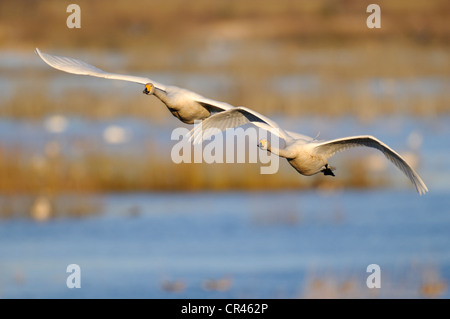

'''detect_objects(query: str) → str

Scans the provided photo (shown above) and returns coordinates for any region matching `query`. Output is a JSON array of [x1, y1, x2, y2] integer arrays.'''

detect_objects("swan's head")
[[143, 83, 155, 95], [258, 139, 268, 150]]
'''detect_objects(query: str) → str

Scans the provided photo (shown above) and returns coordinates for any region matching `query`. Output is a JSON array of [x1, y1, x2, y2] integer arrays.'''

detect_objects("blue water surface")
[[0, 190, 449, 299]]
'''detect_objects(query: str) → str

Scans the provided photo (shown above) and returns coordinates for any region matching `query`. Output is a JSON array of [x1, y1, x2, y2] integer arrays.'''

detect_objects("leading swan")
[[35, 48, 234, 124]]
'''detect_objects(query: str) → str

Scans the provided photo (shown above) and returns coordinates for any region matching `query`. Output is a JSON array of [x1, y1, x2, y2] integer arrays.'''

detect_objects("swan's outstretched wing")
[[313, 135, 428, 195], [188, 106, 297, 144], [36, 48, 167, 90]]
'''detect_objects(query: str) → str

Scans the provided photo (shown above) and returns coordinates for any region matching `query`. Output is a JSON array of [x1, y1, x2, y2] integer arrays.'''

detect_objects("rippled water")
[[0, 190, 449, 299]]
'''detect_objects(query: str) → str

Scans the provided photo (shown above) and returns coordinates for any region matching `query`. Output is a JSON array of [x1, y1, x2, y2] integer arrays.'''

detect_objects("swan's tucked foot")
[[322, 164, 336, 176], [143, 83, 155, 95], [258, 139, 268, 150]]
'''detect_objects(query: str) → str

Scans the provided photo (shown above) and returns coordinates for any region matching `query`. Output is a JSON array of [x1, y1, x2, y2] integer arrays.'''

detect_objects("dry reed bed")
[[301, 264, 447, 298], [1, 0, 449, 50], [0, 140, 390, 219], [0, 140, 389, 194]]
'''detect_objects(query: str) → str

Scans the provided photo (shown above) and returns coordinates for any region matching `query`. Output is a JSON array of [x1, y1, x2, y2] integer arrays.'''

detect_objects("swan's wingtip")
[[35, 48, 44, 58], [417, 183, 429, 196]]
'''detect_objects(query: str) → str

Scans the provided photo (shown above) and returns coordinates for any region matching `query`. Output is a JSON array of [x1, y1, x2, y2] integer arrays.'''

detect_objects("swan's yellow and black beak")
[[258, 139, 268, 149], [143, 83, 154, 95]]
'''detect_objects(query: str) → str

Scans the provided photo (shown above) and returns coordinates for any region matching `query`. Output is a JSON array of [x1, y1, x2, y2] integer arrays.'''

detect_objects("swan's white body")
[[35, 48, 234, 124], [190, 107, 428, 195]]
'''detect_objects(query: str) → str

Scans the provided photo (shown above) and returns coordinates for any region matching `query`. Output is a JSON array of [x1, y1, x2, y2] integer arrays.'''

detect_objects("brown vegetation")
[[0, 142, 390, 194]]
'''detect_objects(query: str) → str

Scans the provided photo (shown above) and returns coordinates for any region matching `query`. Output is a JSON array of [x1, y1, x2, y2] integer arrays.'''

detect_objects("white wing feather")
[[188, 106, 296, 144]]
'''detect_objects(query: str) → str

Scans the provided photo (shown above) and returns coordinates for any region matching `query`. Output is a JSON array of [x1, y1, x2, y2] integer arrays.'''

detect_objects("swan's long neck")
[[153, 88, 171, 106], [266, 142, 295, 159]]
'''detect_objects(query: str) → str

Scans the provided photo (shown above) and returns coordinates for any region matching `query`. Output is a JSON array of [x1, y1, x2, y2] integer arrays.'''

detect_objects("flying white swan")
[[35, 48, 235, 124], [189, 107, 428, 195]]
